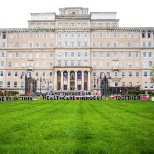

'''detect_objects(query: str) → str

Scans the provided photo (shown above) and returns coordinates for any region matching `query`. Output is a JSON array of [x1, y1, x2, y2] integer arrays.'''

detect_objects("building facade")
[[0, 7, 154, 94]]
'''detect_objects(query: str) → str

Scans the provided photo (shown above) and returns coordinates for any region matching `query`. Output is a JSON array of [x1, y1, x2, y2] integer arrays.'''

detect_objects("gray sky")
[[0, 0, 154, 28]]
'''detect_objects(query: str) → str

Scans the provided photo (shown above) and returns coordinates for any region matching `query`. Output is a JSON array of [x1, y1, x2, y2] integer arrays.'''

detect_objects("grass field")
[[0, 99, 154, 154]]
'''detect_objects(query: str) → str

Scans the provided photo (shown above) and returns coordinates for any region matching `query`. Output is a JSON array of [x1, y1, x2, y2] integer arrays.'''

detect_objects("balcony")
[[112, 66, 119, 71], [27, 66, 33, 71]]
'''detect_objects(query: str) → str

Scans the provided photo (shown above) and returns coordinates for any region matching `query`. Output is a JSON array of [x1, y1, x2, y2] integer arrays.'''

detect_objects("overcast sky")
[[0, 0, 153, 28]]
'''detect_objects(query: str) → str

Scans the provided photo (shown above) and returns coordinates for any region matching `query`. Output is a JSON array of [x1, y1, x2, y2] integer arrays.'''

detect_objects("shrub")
[[0, 90, 3, 96]]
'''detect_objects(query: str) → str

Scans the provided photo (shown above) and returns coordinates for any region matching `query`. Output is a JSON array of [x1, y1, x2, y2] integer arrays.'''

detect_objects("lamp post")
[[94, 77, 96, 90]]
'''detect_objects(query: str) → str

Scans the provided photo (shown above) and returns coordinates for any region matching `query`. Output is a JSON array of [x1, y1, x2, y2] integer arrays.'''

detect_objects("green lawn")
[[0, 99, 154, 154]]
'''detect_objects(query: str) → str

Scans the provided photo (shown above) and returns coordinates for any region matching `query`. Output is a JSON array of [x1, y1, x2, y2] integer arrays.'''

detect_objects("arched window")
[[71, 12, 75, 15]]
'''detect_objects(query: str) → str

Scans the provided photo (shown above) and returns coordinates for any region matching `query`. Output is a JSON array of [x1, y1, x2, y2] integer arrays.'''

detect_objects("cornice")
[[0, 27, 154, 33]]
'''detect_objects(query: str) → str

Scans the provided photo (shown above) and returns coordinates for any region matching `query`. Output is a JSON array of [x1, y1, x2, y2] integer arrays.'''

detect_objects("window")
[[71, 61, 74, 66], [142, 42, 146, 47], [93, 72, 96, 77], [107, 62, 110, 67], [114, 52, 118, 58], [0, 61, 4, 67], [143, 52, 146, 58], [1, 52, 5, 58], [92, 42, 96, 47], [121, 61, 125, 67], [148, 32, 151, 38], [100, 62, 103, 67], [142, 32, 145, 38], [21, 82, 24, 88], [71, 42, 74, 47], [84, 52, 88, 57], [22, 43, 26, 48], [0, 71, 3, 76], [120, 42, 124, 47], [134, 32, 138, 38], [84, 42, 88, 47], [121, 72, 125, 77], [22, 62, 26, 67], [50, 33, 54, 38], [128, 62, 132, 67], [14, 81, 17, 88], [15, 72, 18, 76], [114, 71, 118, 77], [128, 42, 131, 47], [7, 71, 11, 76], [84, 32, 88, 38], [149, 61, 153, 67], [105, 23, 110, 27], [29, 42, 33, 48], [50, 52, 53, 58], [42, 72, 46, 76], [78, 33, 81, 38], [50, 42, 54, 47], [71, 33, 74, 38], [58, 32, 62, 38], [135, 52, 139, 58], [9, 42, 13, 48], [113, 42, 117, 47], [100, 52, 103, 58], [92, 52, 96, 58], [77, 42, 81, 47], [136, 61, 139, 67], [8, 53, 12, 58], [92, 33, 96, 38], [136, 72, 139, 77], [92, 61, 96, 67], [15, 52, 19, 58], [35, 62, 39, 67], [148, 42, 151, 47], [120, 33, 124, 38], [106, 42, 110, 47], [36, 52, 39, 58], [127, 33, 131, 38], [129, 82, 132, 87], [128, 52, 132, 58], [112, 23, 117, 27], [78, 52, 81, 57], [106, 33, 110, 38], [84, 61, 88, 66], [144, 82, 148, 88], [58, 52, 61, 58], [149, 52, 152, 58], [113, 33, 117, 38], [64, 61, 68, 66], [23, 34, 26, 39], [43, 52, 46, 58], [99, 33, 103, 38], [8, 62, 12, 67], [10, 34, 13, 39], [43, 43, 46, 47], [107, 52, 110, 58], [122, 82, 125, 87], [121, 52, 125, 58], [64, 52, 68, 57], [134, 42, 138, 47], [77, 61, 81, 66], [42, 62, 46, 67], [7, 81, 10, 88], [144, 71, 147, 77], [115, 82, 118, 87], [71, 52, 74, 57], [129, 71, 132, 77], [15, 42, 19, 48], [49, 62, 53, 67], [98, 23, 103, 27], [71, 23, 74, 27], [58, 42, 62, 47], [29, 52, 32, 58], [0, 81, 3, 87], [64, 32, 68, 38], [99, 42, 103, 47], [49, 72, 53, 77], [30, 33, 33, 38]]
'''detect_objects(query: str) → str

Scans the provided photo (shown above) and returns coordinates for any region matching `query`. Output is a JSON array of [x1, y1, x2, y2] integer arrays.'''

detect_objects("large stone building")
[[0, 7, 154, 95]]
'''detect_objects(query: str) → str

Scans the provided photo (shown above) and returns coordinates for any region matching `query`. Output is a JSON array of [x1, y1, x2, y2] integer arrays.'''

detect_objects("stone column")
[[67, 71, 70, 91], [61, 71, 63, 91], [54, 71, 57, 90], [75, 71, 77, 90], [88, 71, 91, 91], [82, 71, 84, 90]]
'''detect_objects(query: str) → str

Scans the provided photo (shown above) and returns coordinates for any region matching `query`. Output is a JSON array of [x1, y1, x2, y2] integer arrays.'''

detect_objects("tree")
[[151, 64, 154, 82]]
